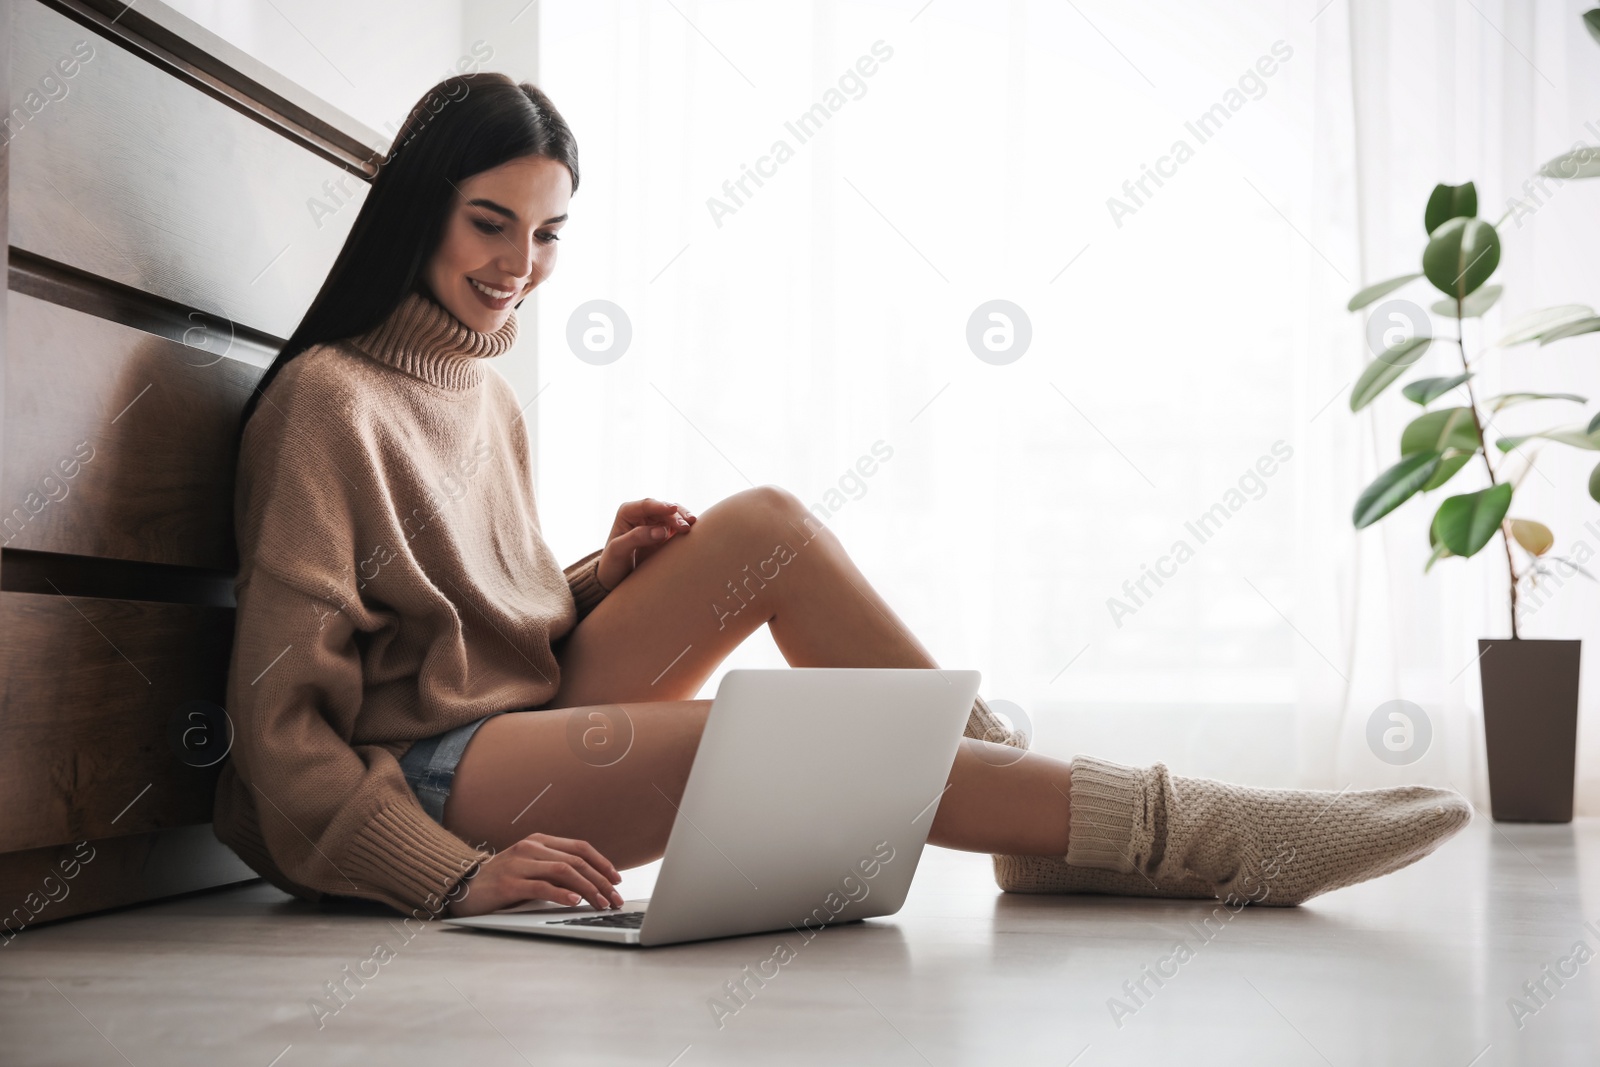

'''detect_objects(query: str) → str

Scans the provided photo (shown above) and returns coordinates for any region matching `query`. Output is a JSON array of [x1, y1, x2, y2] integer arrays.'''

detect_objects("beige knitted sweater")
[[212, 289, 610, 917]]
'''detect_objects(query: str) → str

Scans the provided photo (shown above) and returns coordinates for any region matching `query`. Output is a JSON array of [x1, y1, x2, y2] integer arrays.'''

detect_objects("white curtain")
[[158, 0, 1599, 812], [1307, 0, 1600, 813], [526, 0, 1599, 811]]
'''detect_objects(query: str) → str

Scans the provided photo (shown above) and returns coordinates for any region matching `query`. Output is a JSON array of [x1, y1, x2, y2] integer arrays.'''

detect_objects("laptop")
[[443, 667, 982, 947]]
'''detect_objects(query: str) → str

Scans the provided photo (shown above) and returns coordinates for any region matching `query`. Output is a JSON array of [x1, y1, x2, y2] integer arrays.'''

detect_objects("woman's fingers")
[[615, 497, 669, 528], [616, 497, 694, 535], [447, 833, 629, 916], [518, 863, 603, 909], [646, 502, 691, 539], [528, 857, 620, 908], [515, 835, 624, 907], [528, 833, 623, 883], [447, 859, 579, 917], [597, 526, 663, 585], [595, 498, 695, 592], [548, 851, 623, 907], [598, 506, 690, 591], [506, 853, 601, 909], [520, 880, 586, 908], [625, 524, 669, 546], [515, 856, 622, 909]]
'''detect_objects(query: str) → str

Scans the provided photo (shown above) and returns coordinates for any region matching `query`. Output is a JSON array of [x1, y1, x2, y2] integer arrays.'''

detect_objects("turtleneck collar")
[[346, 289, 518, 392]]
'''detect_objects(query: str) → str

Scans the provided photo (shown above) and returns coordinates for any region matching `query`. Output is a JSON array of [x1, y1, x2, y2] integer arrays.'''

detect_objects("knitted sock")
[[993, 854, 1220, 899], [963, 694, 1029, 749], [996, 755, 1471, 906], [965, 700, 1205, 897], [992, 750, 1217, 899]]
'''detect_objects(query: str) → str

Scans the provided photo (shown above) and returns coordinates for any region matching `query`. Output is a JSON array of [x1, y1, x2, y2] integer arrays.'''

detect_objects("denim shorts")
[[399, 712, 506, 824]]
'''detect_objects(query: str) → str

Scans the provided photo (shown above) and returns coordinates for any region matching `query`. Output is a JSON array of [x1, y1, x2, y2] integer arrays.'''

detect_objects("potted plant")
[[1343, 164, 1598, 820]]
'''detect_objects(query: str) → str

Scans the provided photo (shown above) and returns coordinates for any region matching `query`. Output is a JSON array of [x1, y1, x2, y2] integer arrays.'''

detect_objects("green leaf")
[[1350, 336, 1433, 411], [1590, 460, 1600, 504], [1539, 316, 1600, 344], [1539, 146, 1600, 180], [1431, 284, 1502, 318], [1486, 392, 1588, 413], [1403, 374, 1474, 405], [1509, 518, 1554, 557], [1422, 451, 1474, 492], [1347, 273, 1423, 311], [1353, 452, 1444, 529], [1400, 407, 1481, 454], [1586, 9, 1600, 48], [1423, 217, 1500, 299], [1589, 411, 1600, 435], [1425, 182, 1478, 234], [1497, 305, 1596, 346], [1431, 484, 1513, 558], [1425, 537, 1453, 573], [1495, 428, 1600, 452]]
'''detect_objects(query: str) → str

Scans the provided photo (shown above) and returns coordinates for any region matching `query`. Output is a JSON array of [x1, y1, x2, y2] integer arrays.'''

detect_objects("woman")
[[216, 73, 1470, 922]]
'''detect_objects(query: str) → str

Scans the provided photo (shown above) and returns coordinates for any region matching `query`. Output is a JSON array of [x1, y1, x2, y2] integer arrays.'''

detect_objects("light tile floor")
[[5, 818, 1599, 1066]]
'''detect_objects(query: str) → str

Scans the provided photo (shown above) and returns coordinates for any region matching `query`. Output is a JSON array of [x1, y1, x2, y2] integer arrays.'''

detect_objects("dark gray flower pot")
[[1479, 638, 1582, 822]]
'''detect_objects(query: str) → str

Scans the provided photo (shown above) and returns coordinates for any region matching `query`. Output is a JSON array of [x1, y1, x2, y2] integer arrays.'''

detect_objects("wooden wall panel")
[[0, 590, 233, 854], [3, 0, 385, 923], [2, 291, 268, 569], [2, 0, 11, 583], [9, 1, 366, 339]]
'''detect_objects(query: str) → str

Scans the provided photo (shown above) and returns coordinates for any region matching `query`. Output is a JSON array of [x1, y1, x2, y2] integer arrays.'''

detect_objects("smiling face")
[[421, 154, 572, 334]]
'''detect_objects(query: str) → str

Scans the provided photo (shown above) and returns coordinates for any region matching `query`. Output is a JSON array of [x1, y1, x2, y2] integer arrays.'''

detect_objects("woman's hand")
[[595, 498, 696, 593], [443, 832, 625, 918]]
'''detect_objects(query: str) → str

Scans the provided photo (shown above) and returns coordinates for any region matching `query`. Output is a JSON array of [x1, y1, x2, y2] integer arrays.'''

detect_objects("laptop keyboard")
[[550, 910, 645, 928]]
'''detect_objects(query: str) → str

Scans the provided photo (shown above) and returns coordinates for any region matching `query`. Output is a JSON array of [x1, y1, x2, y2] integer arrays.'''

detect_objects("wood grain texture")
[[0, 591, 234, 853], [9, 2, 364, 338], [1, 0, 380, 926], [2, 290, 263, 570]]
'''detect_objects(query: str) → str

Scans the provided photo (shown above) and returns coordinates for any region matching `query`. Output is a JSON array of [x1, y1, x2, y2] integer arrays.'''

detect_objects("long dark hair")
[[237, 73, 578, 441]]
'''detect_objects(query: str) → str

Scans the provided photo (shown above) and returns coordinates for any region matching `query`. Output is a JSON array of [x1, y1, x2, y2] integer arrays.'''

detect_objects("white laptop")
[[443, 667, 982, 947]]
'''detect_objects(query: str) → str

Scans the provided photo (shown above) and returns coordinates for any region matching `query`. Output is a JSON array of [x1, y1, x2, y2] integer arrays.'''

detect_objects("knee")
[[715, 484, 825, 542]]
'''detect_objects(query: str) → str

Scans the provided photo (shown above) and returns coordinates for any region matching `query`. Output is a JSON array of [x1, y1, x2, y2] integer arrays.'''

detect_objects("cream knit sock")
[[995, 755, 1471, 906], [993, 854, 1220, 899], [967, 700, 1208, 898], [966, 700, 1206, 897], [964, 694, 1029, 749]]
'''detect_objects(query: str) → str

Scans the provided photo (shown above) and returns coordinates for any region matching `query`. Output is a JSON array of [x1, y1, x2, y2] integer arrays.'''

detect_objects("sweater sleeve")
[[224, 563, 491, 917], [563, 547, 611, 622]]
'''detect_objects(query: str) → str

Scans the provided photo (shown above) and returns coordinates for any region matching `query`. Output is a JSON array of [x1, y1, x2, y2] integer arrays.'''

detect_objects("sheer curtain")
[[527, 0, 1598, 811], [1304, 0, 1600, 813]]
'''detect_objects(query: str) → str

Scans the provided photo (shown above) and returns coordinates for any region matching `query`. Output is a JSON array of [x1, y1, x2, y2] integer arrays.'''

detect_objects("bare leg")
[[444, 699, 1069, 867], [449, 485, 1470, 908], [543, 485, 945, 709], [447, 697, 1468, 910], [445, 700, 714, 868], [448, 484, 1068, 864]]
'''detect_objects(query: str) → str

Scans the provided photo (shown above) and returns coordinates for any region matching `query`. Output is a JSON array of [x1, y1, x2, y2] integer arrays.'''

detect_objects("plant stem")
[[1455, 295, 1520, 639]]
